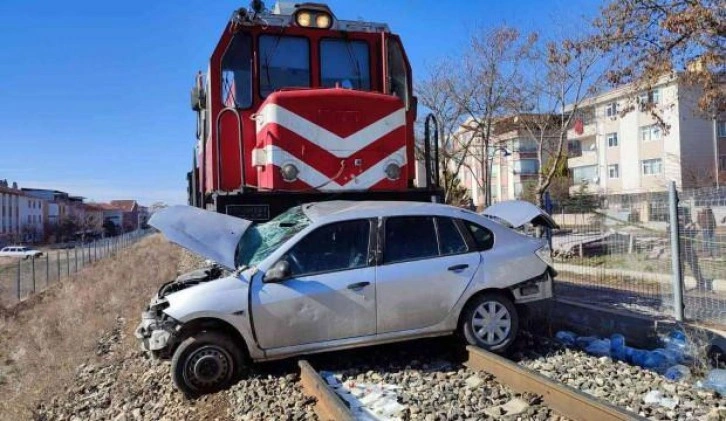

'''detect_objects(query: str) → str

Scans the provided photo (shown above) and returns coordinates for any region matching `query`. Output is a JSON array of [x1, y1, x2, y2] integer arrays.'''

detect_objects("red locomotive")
[[188, 1, 441, 220]]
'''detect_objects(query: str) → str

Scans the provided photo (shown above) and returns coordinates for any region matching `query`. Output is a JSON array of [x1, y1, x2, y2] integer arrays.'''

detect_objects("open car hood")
[[149, 206, 252, 271], [482, 200, 559, 229]]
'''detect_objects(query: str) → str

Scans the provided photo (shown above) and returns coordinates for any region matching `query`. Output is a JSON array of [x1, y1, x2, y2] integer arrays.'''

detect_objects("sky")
[[0, 0, 602, 205]]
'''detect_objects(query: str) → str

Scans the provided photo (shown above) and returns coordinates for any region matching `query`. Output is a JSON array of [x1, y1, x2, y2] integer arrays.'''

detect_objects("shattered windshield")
[[235, 206, 311, 267]]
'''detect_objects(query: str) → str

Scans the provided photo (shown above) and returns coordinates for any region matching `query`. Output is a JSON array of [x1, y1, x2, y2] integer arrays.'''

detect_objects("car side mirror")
[[264, 260, 290, 283]]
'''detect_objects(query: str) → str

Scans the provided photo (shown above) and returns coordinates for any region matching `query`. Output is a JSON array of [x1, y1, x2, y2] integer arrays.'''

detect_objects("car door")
[[375, 216, 481, 334], [251, 218, 377, 349]]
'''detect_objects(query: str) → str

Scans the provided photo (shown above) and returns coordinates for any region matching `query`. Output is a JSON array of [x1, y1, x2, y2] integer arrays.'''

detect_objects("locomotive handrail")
[[424, 113, 440, 190], [215, 107, 245, 191]]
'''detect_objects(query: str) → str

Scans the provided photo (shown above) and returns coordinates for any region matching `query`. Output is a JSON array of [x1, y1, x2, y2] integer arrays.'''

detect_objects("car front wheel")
[[461, 292, 519, 353], [171, 331, 245, 398]]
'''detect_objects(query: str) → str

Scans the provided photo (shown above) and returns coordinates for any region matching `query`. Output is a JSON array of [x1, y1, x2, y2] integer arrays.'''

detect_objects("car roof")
[[300, 200, 479, 224]]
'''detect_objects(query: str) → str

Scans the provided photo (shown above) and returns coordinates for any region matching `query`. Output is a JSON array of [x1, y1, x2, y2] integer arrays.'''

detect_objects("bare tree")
[[416, 60, 470, 203], [509, 36, 603, 207], [448, 27, 536, 206], [591, 0, 724, 114]]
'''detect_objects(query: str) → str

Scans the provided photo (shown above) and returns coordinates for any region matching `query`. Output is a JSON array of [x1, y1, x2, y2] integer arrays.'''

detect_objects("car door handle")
[[447, 264, 469, 272], [347, 281, 370, 291]]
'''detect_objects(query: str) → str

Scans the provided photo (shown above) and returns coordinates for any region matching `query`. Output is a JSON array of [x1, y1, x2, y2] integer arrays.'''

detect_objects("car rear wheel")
[[171, 331, 245, 398], [461, 292, 518, 353]]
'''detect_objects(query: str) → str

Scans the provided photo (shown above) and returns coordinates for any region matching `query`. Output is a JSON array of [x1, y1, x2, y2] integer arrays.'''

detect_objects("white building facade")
[[567, 75, 724, 220]]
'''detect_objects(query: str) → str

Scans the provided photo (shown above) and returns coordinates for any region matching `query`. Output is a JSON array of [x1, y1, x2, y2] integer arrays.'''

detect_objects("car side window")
[[436, 217, 469, 255], [463, 221, 494, 251], [384, 216, 438, 263], [284, 219, 371, 277]]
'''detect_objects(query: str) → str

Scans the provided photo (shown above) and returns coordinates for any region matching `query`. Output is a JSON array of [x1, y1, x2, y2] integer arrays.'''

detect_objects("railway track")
[[297, 345, 645, 421]]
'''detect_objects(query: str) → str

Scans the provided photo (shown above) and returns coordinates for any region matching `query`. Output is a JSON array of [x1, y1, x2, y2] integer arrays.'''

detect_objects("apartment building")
[[455, 115, 558, 207], [567, 75, 725, 220], [0, 182, 46, 243]]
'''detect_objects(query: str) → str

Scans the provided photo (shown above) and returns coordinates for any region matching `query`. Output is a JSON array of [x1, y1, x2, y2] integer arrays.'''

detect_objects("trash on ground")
[[664, 365, 691, 382], [554, 329, 693, 376], [320, 371, 406, 421], [700, 369, 726, 396], [643, 390, 679, 409]]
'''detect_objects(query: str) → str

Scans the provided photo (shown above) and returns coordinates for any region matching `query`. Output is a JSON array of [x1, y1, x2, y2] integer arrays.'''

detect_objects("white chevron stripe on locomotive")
[[255, 103, 406, 158], [261, 145, 407, 191]]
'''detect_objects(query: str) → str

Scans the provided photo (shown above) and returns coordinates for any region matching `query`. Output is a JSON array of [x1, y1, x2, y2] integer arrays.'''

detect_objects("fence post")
[[66, 249, 70, 277], [46, 253, 49, 287], [668, 180, 685, 322], [16, 259, 21, 301], [75, 247, 78, 272], [57, 250, 61, 282], [31, 256, 36, 294]]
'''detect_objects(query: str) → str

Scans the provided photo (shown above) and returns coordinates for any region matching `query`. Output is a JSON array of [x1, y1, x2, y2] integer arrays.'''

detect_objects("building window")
[[640, 125, 662, 142], [513, 138, 537, 153], [572, 165, 598, 184], [718, 121, 726, 138], [719, 155, 726, 171], [606, 102, 619, 117], [607, 132, 618, 147], [608, 164, 619, 178], [639, 89, 661, 106], [642, 158, 663, 175], [513, 159, 539, 175], [568, 140, 582, 157]]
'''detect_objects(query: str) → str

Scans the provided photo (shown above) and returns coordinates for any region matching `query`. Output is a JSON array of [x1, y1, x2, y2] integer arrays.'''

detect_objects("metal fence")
[[0, 230, 150, 307], [551, 183, 726, 328]]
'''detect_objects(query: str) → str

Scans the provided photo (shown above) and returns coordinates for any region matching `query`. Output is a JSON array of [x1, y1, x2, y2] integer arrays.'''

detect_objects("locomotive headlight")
[[384, 163, 401, 181], [315, 14, 331, 29], [296, 12, 312, 27], [280, 163, 299, 182]]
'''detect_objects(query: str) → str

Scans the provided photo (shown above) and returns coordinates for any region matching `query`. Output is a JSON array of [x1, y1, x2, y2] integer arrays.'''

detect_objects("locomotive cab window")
[[259, 35, 311, 97], [221, 32, 252, 108], [320, 39, 371, 90], [387, 39, 409, 108]]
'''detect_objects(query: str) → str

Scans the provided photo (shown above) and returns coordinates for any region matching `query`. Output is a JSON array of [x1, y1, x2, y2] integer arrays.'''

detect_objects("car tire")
[[461, 292, 519, 353], [171, 331, 245, 398]]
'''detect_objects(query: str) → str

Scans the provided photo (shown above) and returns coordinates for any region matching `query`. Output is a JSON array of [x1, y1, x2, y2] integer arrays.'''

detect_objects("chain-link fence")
[[0, 230, 150, 307], [551, 184, 726, 328]]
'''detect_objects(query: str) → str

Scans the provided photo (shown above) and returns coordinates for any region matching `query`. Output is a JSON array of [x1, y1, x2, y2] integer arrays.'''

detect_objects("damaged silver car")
[[136, 201, 556, 396]]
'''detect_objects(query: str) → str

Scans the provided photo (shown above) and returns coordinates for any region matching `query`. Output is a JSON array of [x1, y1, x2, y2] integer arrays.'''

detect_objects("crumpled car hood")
[[149, 205, 252, 270], [482, 200, 559, 229]]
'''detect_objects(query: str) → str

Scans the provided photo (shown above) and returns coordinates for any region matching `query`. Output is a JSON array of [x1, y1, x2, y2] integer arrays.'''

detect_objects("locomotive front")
[[188, 2, 440, 220]]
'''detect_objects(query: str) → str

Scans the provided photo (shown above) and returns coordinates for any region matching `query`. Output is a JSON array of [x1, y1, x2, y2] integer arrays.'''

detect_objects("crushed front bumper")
[[135, 304, 180, 359]]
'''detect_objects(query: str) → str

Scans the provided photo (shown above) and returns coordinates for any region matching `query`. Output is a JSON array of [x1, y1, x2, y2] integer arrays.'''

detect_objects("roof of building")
[[83, 203, 107, 212], [110, 200, 138, 212], [0, 185, 25, 196]]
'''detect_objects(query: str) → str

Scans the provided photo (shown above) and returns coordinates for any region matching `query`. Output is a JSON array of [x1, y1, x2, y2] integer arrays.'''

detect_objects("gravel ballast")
[[513, 333, 726, 420], [309, 339, 567, 420]]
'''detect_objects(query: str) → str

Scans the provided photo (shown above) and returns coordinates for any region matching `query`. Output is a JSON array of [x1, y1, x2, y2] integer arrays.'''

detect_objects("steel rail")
[[466, 345, 645, 421], [298, 360, 354, 421]]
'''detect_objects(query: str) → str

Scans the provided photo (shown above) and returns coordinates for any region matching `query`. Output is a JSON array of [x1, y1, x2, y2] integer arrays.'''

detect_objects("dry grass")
[[0, 234, 179, 420]]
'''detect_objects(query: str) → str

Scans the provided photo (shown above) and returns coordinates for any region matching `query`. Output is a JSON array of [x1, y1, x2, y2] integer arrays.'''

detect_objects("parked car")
[[136, 201, 557, 396], [0, 246, 43, 259]]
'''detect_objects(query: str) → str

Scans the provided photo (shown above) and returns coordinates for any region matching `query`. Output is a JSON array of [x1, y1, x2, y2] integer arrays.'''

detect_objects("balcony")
[[568, 122, 597, 139], [568, 151, 598, 168]]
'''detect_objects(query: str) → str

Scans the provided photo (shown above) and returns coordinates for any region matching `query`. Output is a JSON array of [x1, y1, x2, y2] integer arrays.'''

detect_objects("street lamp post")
[[485, 146, 511, 207]]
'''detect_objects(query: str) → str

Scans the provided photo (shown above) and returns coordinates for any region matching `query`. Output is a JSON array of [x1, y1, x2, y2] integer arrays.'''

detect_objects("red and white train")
[[188, 1, 441, 220]]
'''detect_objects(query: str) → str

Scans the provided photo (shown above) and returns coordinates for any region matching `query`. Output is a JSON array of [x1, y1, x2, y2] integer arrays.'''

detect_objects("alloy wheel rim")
[[471, 301, 512, 346]]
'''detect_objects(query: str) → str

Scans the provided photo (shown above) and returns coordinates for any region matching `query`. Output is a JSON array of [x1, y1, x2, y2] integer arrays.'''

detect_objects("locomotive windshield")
[[221, 32, 252, 108], [259, 35, 311, 97], [320, 39, 370, 90]]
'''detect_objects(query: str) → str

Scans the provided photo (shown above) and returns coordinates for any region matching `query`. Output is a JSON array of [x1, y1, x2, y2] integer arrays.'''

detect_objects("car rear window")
[[463, 221, 494, 251], [436, 217, 468, 255], [384, 216, 438, 263]]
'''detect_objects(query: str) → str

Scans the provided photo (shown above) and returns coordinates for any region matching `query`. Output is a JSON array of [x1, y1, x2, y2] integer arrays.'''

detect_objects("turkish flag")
[[574, 118, 584, 135]]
